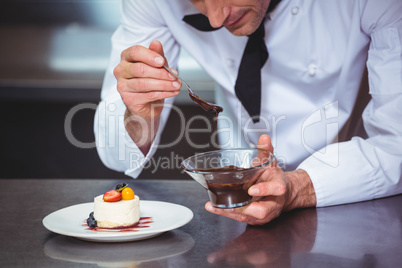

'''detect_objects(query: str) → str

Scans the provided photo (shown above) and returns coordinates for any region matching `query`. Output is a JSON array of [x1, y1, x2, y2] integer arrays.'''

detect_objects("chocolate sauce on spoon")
[[187, 91, 223, 120], [163, 65, 223, 126]]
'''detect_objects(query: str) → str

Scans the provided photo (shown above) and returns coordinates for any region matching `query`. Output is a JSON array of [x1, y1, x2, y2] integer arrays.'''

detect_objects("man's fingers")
[[205, 201, 279, 225], [250, 134, 275, 167], [205, 202, 249, 222], [115, 61, 179, 81], [121, 44, 165, 67], [205, 202, 265, 221], [248, 180, 286, 197], [118, 77, 181, 93], [257, 134, 273, 153], [148, 40, 165, 60], [121, 90, 180, 106]]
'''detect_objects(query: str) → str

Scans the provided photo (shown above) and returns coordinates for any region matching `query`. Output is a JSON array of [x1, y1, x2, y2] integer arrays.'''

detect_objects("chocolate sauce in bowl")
[[207, 182, 251, 208], [194, 165, 247, 172], [193, 165, 254, 208]]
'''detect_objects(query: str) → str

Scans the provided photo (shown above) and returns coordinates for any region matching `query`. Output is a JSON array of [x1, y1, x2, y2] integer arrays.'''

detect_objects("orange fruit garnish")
[[122, 187, 135, 200]]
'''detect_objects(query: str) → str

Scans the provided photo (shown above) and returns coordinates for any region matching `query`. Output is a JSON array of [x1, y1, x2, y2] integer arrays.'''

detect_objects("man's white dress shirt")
[[94, 0, 402, 207]]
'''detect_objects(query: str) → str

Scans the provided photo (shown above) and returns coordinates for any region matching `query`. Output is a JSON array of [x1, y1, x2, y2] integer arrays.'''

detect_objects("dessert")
[[87, 183, 140, 228]]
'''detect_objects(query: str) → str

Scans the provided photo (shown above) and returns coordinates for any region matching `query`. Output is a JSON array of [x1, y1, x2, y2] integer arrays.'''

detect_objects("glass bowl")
[[181, 149, 275, 208]]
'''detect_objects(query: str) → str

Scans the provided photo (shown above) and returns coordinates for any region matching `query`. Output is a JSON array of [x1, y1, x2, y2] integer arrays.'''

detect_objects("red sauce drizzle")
[[83, 217, 153, 232]]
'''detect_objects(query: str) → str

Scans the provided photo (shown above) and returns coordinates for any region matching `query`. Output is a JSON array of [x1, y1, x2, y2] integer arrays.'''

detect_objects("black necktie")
[[183, 0, 281, 123]]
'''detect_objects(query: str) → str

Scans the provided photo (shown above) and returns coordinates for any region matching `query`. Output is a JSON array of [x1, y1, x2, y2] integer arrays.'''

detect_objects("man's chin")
[[225, 18, 262, 36], [226, 26, 254, 36]]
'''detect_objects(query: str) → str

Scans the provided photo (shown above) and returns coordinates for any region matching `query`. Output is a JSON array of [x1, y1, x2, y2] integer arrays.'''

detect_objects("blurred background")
[[0, 0, 218, 179]]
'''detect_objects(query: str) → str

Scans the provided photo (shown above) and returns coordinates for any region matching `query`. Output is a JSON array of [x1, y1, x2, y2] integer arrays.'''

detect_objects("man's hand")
[[113, 40, 181, 154], [205, 134, 317, 225]]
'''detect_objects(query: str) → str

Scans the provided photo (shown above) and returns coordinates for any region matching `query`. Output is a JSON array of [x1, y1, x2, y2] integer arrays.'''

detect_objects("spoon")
[[163, 65, 223, 115]]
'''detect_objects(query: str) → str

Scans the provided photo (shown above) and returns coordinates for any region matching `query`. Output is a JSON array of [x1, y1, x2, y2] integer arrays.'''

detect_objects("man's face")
[[189, 0, 271, 36]]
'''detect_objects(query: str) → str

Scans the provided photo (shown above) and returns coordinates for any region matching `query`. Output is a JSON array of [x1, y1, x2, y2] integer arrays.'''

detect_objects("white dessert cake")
[[93, 194, 140, 228]]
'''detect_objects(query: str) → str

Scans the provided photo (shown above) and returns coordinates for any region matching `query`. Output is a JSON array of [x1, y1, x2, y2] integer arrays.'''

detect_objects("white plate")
[[43, 201, 193, 242]]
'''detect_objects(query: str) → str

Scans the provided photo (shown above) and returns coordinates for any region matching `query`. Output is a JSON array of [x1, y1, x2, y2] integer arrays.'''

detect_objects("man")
[[94, 0, 402, 225]]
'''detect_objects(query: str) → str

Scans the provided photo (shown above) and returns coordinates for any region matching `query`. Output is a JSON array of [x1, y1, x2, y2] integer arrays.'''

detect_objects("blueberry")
[[87, 217, 97, 228], [115, 183, 128, 192], [89, 212, 95, 220]]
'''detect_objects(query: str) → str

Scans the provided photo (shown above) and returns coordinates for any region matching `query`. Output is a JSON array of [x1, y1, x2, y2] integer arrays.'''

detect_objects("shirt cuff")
[[95, 95, 173, 178], [297, 140, 377, 207]]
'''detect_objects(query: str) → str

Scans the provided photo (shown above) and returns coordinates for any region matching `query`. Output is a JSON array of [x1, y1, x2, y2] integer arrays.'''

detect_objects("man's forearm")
[[284, 169, 317, 211], [124, 109, 160, 155]]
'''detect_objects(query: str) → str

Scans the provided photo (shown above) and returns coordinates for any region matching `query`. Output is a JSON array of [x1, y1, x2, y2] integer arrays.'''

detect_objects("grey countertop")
[[1, 178, 401, 267]]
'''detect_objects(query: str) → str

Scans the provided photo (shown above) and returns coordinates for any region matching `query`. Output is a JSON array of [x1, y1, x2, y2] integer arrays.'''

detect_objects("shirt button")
[[308, 64, 317, 76], [291, 7, 299, 15], [108, 103, 116, 112], [226, 59, 235, 67]]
